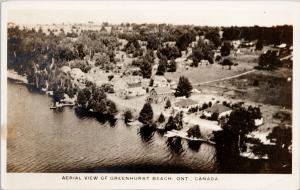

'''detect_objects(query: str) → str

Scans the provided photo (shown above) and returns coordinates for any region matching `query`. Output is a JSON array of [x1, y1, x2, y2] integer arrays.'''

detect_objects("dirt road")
[[193, 69, 256, 86]]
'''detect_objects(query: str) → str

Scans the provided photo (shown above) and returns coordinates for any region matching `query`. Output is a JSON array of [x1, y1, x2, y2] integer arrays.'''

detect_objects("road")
[[193, 69, 256, 86]]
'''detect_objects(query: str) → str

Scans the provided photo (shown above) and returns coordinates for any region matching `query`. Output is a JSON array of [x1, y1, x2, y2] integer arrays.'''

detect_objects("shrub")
[[187, 125, 201, 138], [123, 110, 133, 124]]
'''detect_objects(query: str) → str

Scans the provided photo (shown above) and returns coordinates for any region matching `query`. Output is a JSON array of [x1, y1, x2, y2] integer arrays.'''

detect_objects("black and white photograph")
[[1, 1, 299, 189]]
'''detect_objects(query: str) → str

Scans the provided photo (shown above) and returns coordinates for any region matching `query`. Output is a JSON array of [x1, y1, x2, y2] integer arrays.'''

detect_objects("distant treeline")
[[222, 25, 293, 45], [118, 24, 292, 48]]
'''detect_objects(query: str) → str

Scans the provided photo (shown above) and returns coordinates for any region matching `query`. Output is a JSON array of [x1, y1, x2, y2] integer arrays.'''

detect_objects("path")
[[193, 69, 256, 86]]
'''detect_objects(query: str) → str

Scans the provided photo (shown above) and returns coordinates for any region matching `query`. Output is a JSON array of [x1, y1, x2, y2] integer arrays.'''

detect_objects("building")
[[118, 86, 146, 99], [203, 104, 232, 118], [174, 99, 198, 111], [152, 76, 169, 87], [147, 87, 174, 103]]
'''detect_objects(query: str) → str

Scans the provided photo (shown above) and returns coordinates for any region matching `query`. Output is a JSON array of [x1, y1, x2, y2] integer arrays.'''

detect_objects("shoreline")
[[7, 70, 28, 84], [7, 70, 278, 160]]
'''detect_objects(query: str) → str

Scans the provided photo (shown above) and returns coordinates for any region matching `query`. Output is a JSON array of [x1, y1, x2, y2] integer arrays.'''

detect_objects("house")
[[118, 86, 146, 99], [203, 104, 232, 118], [152, 76, 169, 87], [174, 99, 198, 111], [147, 87, 174, 103], [231, 40, 241, 49], [277, 43, 287, 49]]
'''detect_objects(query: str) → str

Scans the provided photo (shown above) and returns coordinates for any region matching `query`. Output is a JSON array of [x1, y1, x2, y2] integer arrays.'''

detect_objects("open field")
[[197, 69, 292, 109], [165, 51, 259, 84]]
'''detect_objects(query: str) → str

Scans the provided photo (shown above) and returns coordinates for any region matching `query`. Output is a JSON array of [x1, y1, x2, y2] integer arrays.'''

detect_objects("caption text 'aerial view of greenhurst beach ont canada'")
[[4, 3, 293, 175]]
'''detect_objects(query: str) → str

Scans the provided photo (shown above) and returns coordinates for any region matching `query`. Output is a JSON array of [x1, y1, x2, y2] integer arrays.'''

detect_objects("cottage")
[[118, 86, 146, 99], [174, 99, 198, 111], [152, 76, 169, 87], [277, 43, 287, 49], [147, 87, 174, 103], [231, 40, 241, 49], [203, 104, 232, 118]]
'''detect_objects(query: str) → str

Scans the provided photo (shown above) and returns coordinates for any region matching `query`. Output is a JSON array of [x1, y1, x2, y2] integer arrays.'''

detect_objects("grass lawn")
[[200, 68, 292, 109], [164, 52, 259, 84]]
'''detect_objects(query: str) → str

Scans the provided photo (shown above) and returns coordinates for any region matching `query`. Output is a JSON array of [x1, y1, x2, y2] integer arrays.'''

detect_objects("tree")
[[149, 78, 154, 86], [147, 35, 160, 50], [53, 86, 65, 103], [220, 107, 257, 148], [164, 116, 176, 132], [157, 113, 165, 123], [220, 42, 231, 56], [157, 45, 181, 60], [187, 125, 201, 138], [176, 32, 196, 51], [156, 57, 167, 75], [258, 51, 281, 70], [192, 39, 214, 64], [95, 99, 107, 114], [175, 76, 193, 97], [77, 89, 89, 107], [191, 57, 199, 67], [138, 102, 154, 124], [139, 58, 152, 78], [165, 99, 171, 109], [256, 39, 263, 50], [123, 110, 133, 124], [168, 58, 177, 72], [205, 30, 221, 48], [174, 111, 184, 130], [107, 100, 118, 115], [221, 58, 234, 70], [108, 75, 114, 81]]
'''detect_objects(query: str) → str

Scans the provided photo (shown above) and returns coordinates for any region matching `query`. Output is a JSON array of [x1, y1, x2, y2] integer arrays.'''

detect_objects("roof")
[[277, 43, 287, 48], [205, 104, 231, 114], [127, 82, 141, 88], [152, 87, 173, 95], [153, 75, 167, 82], [174, 99, 198, 108]]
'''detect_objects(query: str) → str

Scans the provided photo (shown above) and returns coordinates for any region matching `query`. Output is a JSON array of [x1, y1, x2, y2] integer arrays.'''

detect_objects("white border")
[[1, 1, 300, 190]]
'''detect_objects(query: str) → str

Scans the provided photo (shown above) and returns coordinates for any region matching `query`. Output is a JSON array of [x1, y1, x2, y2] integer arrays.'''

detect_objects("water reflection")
[[166, 137, 183, 154], [187, 140, 202, 152], [74, 107, 117, 126], [138, 125, 156, 143]]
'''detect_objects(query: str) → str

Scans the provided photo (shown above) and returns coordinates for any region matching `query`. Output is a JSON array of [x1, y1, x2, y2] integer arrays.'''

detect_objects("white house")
[[203, 104, 232, 118], [174, 99, 198, 112], [147, 87, 174, 103]]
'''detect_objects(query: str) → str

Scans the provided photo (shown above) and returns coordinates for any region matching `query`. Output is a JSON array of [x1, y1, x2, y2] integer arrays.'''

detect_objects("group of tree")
[[213, 105, 263, 158], [257, 50, 282, 70], [190, 39, 214, 66], [222, 25, 293, 46], [220, 41, 232, 57], [157, 45, 181, 60], [175, 32, 196, 51], [77, 84, 118, 116], [7, 26, 119, 91], [156, 56, 168, 75], [164, 111, 184, 132]]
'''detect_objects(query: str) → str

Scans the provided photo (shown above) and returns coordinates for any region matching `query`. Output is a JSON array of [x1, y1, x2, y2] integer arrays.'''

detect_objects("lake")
[[7, 80, 219, 173]]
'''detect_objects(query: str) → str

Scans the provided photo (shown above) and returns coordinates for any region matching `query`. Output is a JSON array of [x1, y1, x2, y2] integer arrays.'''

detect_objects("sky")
[[6, 1, 294, 27]]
